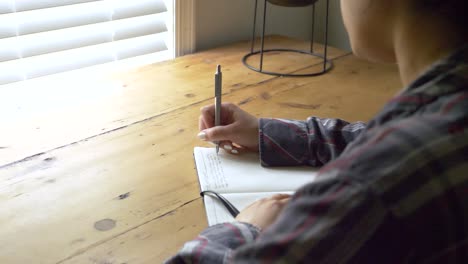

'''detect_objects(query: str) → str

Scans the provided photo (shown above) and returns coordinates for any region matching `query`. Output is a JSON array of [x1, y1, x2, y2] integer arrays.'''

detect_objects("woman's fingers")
[[199, 115, 207, 131], [200, 105, 215, 128], [219, 141, 242, 155], [270, 194, 292, 200], [197, 103, 259, 152], [235, 193, 291, 230]]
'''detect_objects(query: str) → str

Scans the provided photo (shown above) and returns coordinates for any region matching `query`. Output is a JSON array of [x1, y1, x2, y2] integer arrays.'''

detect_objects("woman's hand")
[[198, 103, 259, 153], [235, 194, 291, 230]]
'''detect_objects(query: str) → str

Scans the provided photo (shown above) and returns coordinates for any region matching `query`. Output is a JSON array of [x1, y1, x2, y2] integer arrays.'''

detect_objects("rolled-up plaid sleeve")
[[165, 222, 260, 263], [259, 117, 366, 167]]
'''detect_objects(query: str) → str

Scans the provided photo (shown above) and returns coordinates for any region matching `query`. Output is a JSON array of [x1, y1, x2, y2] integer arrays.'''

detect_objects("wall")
[[195, 0, 351, 52]]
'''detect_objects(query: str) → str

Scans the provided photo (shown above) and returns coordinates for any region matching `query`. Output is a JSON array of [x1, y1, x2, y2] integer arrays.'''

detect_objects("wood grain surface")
[[0, 36, 401, 263]]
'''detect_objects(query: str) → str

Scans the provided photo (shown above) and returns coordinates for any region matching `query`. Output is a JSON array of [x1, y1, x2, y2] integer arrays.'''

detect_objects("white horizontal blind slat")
[[0, 0, 172, 85], [0, 13, 167, 59], [0, 37, 19, 62], [9, 0, 168, 37], [111, 0, 167, 19], [14, 0, 100, 12], [114, 32, 168, 60], [17, 2, 112, 36], [0, 60, 23, 84], [0, 32, 167, 82], [0, 15, 17, 38], [0, 0, 14, 14], [18, 23, 113, 58], [112, 13, 168, 40], [26, 33, 168, 78]]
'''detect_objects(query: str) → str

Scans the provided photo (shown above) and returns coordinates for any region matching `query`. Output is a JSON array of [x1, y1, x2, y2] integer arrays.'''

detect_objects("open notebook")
[[194, 147, 317, 226]]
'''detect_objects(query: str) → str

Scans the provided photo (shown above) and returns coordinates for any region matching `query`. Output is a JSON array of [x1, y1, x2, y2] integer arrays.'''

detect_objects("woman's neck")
[[393, 12, 466, 86]]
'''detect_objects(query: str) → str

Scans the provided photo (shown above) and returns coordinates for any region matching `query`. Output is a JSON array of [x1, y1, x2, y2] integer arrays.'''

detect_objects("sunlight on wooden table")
[[0, 36, 401, 263]]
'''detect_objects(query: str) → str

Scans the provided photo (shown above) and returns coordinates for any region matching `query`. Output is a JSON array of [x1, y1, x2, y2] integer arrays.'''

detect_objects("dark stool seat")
[[242, 0, 333, 77]]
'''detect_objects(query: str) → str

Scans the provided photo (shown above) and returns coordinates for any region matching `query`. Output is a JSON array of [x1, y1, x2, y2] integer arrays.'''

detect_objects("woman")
[[167, 0, 468, 263]]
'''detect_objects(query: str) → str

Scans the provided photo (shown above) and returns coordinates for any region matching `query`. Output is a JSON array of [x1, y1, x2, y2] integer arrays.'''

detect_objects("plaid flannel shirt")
[[167, 45, 468, 264]]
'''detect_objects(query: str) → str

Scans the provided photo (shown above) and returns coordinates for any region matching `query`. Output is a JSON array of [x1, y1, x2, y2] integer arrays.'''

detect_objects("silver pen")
[[215, 65, 222, 154]]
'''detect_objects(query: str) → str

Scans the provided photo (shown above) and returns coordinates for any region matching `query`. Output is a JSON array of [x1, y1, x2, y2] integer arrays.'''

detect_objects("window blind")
[[0, 0, 172, 85]]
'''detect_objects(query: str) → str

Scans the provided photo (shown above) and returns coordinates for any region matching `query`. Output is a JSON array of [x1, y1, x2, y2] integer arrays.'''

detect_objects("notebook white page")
[[194, 147, 317, 226]]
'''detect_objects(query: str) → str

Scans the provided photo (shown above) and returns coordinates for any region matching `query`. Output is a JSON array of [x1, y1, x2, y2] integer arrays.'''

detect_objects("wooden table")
[[0, 36, 401, 263]]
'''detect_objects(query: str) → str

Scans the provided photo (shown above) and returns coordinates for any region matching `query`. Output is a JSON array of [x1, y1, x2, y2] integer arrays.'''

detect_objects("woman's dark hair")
[[415, 0, 468, 34]]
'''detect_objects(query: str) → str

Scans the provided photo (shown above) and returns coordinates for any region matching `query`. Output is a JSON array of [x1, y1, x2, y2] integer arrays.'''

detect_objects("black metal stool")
[[242, 0, 333, 77]]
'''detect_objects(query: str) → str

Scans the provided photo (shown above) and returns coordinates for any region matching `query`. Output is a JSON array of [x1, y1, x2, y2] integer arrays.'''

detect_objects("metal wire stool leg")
[[242, 0, 333, 77]]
